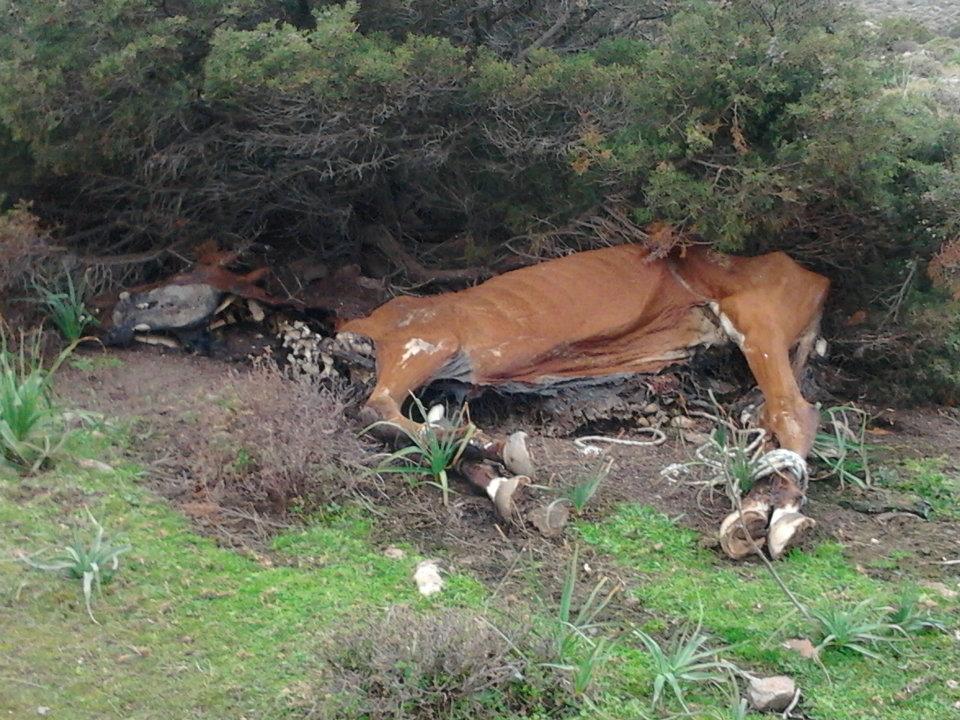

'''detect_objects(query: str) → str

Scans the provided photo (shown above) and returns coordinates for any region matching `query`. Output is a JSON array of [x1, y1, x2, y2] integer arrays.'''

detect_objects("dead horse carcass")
[[337, 239, 830, 560]]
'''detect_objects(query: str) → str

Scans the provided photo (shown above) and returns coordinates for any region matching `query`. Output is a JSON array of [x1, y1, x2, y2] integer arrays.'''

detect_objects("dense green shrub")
[[1, 0, 960, 399]]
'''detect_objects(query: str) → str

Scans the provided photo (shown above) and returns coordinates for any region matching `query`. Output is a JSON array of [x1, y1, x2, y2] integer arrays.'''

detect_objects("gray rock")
[[747, 675, 797, 713]]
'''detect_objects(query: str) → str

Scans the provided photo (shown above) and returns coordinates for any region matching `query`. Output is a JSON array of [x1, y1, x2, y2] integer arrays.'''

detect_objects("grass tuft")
[[0, 331, 77, 472], [30, 274, 97, 342], [542, 545, 619, 696], [887, 589, 948, 635], [560, 459, 610, 513], [19, 510, 130, 623], [809, 598, 899, 660], [632, 622, 733, 711], [370, 396, 476, 506], [812, 405, 873, 488]]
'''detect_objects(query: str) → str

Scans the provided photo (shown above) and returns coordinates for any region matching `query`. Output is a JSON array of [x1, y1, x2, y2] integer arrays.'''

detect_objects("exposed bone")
[[503, 431, 536, 478], [426, 404, 446, 424], [413, 561, 444, 596], [214, 295, 235, 315], [133, 333, 181, 349], [247, 299, 265, 322]]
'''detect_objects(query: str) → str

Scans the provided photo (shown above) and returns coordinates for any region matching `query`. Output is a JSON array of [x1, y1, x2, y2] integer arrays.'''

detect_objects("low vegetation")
[[174, 363, 370, 530], [30, 274, 97, 343], [19, 510, 130, 623], [632, 623, 733, 711], [0, 332, 75, 472], [370, 399, 476, 507], [1, 352, 959, 718], [559, 460, 611, 513], [317, 607, 566, 719]]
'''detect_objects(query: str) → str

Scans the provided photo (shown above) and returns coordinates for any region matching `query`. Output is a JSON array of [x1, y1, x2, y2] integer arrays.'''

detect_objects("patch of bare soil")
[[56, 347, 960, 587]]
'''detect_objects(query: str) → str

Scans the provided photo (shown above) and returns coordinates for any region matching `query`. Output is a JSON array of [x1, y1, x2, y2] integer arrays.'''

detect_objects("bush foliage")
[[2, 0, 960, 398]]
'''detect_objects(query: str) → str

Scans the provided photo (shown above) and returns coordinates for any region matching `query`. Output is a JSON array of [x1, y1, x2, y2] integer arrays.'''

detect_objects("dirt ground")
[[56, 346, 960, 592]]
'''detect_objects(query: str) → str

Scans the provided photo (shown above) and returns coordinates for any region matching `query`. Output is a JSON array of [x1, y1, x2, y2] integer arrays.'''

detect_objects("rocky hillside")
[[858, 0, 960, 33]]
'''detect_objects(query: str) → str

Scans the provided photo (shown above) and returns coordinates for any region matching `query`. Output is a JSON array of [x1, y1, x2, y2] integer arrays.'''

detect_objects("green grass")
[[31, 274, 97, 342], [4, 366, 960, 719], [69, 355, 125, 373], [890, 457, 960, 519], [0, 431, 487, 719], [577, 505, 960, 719]]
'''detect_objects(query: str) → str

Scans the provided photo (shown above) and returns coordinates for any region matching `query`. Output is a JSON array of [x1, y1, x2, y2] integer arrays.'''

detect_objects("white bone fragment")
[[214, 295, 235, 315], [414, 560, 444, 596], [426, 404, 445, 424], [247, 299, 265, 322], [133, 334, 180, 349]]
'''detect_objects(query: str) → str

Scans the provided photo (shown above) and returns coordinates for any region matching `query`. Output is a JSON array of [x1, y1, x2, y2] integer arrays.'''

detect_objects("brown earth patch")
[[54, 346, 960, 589]]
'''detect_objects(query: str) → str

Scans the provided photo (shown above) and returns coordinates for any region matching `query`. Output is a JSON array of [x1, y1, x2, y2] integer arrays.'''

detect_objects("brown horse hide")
[[337, 240, 830, 559], [339, 243, 828, 454]]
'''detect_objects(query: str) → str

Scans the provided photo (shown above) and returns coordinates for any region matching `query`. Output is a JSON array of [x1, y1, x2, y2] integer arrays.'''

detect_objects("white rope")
[[752, 448, 809, 491], [574, 428, 667, 456]]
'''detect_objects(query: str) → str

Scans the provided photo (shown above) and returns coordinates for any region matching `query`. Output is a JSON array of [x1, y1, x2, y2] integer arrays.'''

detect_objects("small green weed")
[[539, 545, 619, 698], [0, 332, 77, 472], [560, 459, 610, 513], [812, 406, 873, 489], [19, 511, 130, 623], [809, 598, 898, 660], [551, 545, 618, 659], [31, 274, 97, 342], [887, 589, 948, 635], [632, 622, 733, 711], [370, 396, 476, 506]]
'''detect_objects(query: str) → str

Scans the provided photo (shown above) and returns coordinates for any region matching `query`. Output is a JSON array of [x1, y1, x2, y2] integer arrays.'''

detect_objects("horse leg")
[[713, 296, 819, 559]]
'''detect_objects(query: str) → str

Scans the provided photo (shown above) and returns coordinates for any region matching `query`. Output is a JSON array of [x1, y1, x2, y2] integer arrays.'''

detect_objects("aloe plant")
[[0, 332, 77, 472], [20, 511, 130, 623], [369, 395, 476, 506]]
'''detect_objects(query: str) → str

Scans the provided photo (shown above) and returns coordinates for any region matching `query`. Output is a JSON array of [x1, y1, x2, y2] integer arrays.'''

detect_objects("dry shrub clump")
[[312, 606, 568, 720], [928, 237, 960, 299], [0, 202, 58, 298], [173, 362, 372, 535]]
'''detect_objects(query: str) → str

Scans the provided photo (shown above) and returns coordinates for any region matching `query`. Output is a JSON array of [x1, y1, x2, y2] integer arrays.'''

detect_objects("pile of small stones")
[[277, 320, 335, 379]]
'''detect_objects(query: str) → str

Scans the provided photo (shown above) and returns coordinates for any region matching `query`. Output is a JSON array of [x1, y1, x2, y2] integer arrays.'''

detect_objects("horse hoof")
[[719, 506, 769, 560], [767, 511, 816, 559], [492, 475, 528, 522], [503, 431, 536, 478]]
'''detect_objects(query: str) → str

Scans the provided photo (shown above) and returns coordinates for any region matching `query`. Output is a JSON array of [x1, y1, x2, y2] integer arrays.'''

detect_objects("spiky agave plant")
[[31, 274, 97, 342], [540, 545, 619, 697], [887, 589, 948, 636], [368, 395, 476, 506], [812, 405, 873, 488], [20, 511, 130, 623], [633, 622, 733, 711], [810, 597, 899, 660], [0, 331, 78, 472], [560, 459, 611, 513]]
